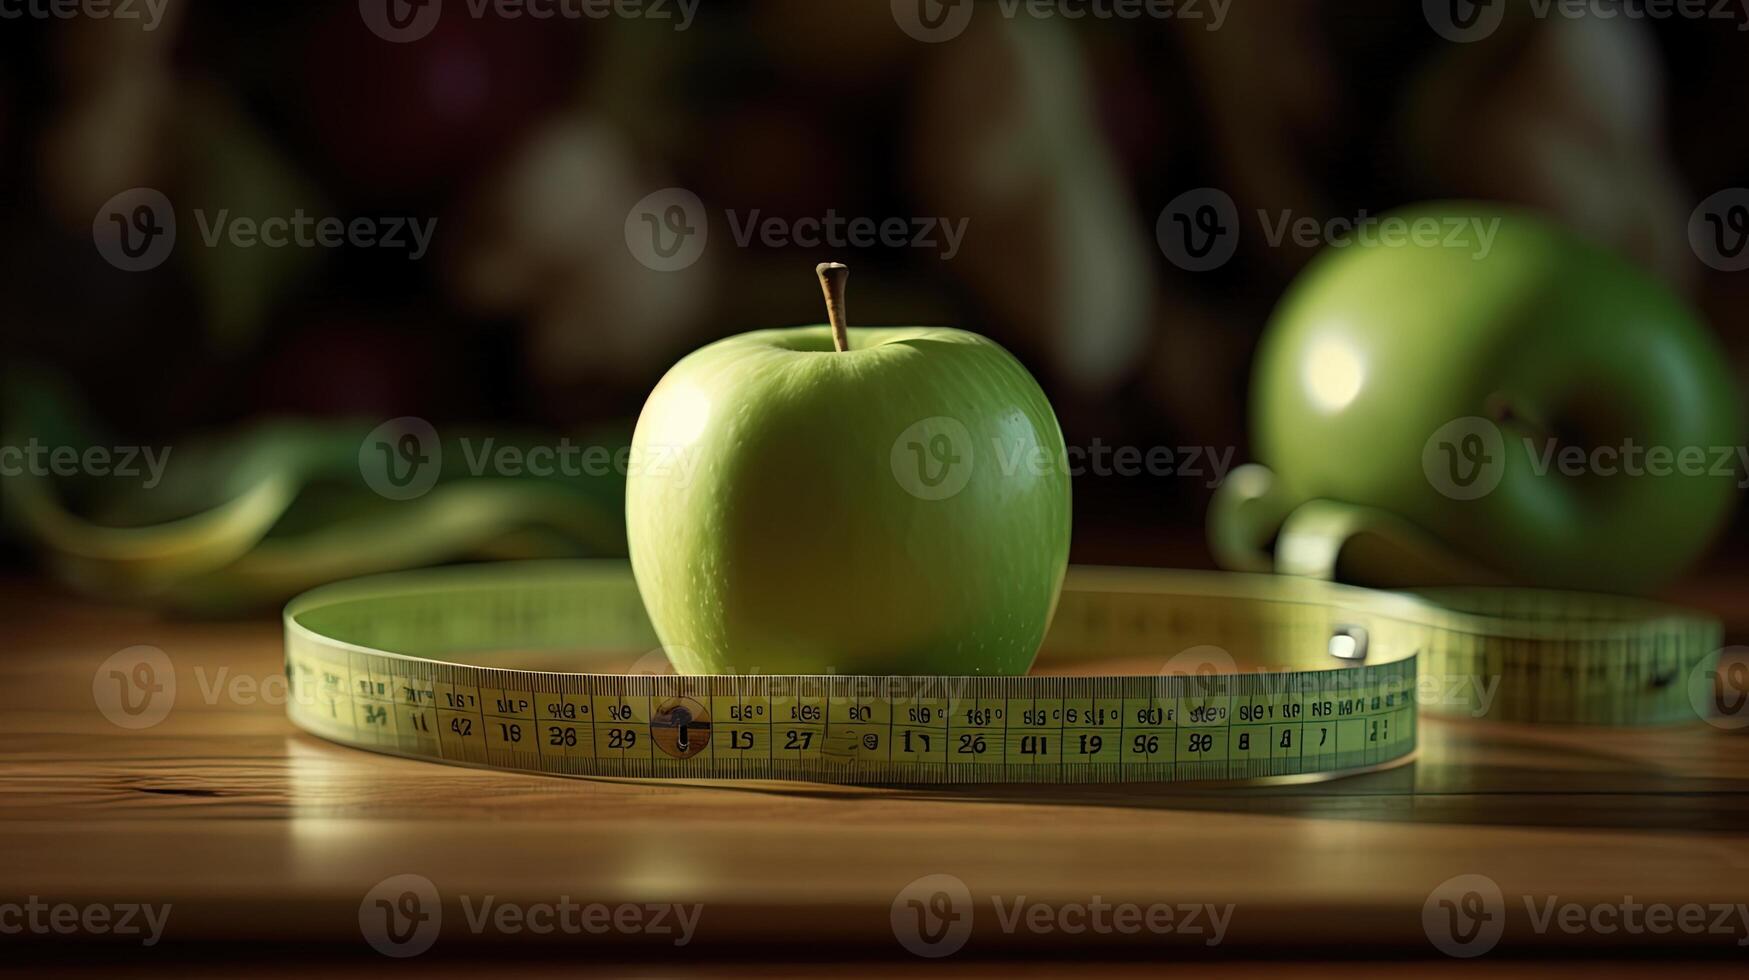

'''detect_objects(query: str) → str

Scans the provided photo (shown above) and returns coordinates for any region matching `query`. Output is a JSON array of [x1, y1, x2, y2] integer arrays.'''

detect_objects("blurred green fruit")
[[1253, 203, 1742, 593]]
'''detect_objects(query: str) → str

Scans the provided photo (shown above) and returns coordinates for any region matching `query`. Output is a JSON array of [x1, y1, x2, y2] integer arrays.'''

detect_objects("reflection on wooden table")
[[2, 577, 1746, 967]]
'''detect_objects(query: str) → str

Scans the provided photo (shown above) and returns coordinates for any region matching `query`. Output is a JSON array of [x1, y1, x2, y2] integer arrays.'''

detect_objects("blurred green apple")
[[1253, 203, 1742, 594], [627, 265, 1072, 675]]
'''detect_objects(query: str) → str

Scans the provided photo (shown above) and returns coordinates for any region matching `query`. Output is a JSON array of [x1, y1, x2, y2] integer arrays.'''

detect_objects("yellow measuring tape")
[[283, 561, 1722, 785]]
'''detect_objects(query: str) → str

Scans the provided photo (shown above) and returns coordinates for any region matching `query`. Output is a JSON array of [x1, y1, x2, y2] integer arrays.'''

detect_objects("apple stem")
[[816, 262, 851, 353]]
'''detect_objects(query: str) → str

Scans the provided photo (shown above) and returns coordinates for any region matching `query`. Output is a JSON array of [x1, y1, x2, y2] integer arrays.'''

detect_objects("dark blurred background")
[[4, 0, 1749, 601]]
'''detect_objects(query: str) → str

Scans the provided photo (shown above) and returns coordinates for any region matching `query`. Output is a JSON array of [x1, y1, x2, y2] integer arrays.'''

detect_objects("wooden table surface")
[[4, 572, 1748, 974]]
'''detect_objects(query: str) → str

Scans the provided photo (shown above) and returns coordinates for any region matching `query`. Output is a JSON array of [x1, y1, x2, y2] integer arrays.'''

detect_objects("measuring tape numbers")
[[283, 562, 1721, 785]]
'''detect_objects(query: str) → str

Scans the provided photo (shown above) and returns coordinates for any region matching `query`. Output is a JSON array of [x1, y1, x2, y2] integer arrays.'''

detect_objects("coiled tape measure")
[[283, 561, 1724, 785]]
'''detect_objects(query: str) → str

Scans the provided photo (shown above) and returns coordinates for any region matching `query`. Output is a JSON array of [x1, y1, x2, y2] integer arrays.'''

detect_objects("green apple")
[[1253, 202, 1743, 594], [627, 264, 1072, 675]]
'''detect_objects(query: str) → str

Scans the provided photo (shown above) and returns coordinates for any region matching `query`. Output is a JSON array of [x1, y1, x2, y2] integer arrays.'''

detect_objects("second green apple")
[[1253, 202, 1742, 593]]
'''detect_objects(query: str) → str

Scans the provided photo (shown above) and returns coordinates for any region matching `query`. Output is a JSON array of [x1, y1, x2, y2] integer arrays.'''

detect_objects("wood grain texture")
[[3, 575, 1747, 970]]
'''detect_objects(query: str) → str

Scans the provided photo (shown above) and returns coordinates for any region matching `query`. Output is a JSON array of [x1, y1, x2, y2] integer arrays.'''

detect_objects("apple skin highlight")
[[626, 323, 1072, 676]]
